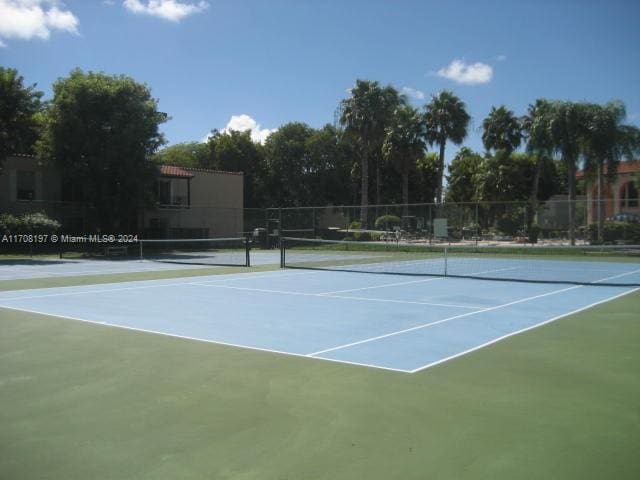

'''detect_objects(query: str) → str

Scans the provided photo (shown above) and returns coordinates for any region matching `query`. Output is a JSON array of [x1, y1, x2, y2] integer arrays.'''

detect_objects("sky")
[[1, 0, 639, 161]]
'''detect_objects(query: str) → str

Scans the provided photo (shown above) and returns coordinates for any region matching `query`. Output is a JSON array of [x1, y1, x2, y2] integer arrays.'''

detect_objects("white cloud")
[[496, 54, 507, 62], [203, 115, 276, 144], [401, 87, 425, 101], [436, 59, 493, 85], [0, 1, 78, 42], [123, 0, 208, 22]]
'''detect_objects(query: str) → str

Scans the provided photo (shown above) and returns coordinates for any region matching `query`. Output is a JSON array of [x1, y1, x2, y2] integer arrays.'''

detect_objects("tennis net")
[[139, 237, 250, 267], [280, 237, 640, 287]]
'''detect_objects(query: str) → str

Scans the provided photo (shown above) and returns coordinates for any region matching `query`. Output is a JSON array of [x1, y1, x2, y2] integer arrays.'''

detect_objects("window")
[[16, 170, 36, 201], [157, 180, 171, 205], [620, 181, 639, 208]]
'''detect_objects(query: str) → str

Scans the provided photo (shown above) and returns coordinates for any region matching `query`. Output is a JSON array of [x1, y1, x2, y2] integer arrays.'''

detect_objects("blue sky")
[[1, 0, 639, 160]]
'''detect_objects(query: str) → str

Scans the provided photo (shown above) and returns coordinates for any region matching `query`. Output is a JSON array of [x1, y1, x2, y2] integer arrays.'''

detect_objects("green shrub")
[[0, 212, 61, 235], [587, 221, 640, 244], [374, 215, 402, 231], [346, 220, 371, 241]]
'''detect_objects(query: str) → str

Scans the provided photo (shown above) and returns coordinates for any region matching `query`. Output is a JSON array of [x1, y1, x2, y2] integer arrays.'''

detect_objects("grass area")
[[0, 284, 638, 479]]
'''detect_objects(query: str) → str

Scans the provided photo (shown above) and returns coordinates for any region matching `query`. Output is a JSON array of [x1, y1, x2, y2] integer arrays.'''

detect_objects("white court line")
[[309, 267, 640, 358], [315, 266, 519, 295], [194, 283, 482, 310], [409, 286, 640, 373], [0, 303, 410, 374], [0, 269, 318, 302], [307, 285, 583, 356]]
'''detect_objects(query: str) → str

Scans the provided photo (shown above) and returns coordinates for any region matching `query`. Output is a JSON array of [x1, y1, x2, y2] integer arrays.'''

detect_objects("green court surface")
[[1, 269, 639, 480]]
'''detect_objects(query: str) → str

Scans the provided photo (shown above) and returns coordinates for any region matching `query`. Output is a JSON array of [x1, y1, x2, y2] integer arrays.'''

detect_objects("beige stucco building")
[[0, 155, 244, 238]]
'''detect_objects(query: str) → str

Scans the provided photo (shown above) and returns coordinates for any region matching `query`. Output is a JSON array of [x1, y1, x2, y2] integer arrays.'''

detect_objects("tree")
[[445, 147, 483, 203], [476, 151, 557, 203], [424, 91, 470, 205], [547, 101, 588, 245], [152, 142, 209, 168], [0, 67, 44, 164], [38, 69, 167, 232], [207, 129, 265, 207], [482, 105, 523, 154], [305, 124, 355, 206], [375, 86, 406, 207], [339, 80, 404, 226], [382, 105, 426, 215], [411, 153, 439, 204], [523, 99, 555, 211], [262, 122, 315, 207], [582, 101, 640, 241]]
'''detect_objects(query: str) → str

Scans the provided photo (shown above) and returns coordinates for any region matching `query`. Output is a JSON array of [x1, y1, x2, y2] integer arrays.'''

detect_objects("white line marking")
[[409, 286, 640, 373], [0, 304, 410, 374], [316, 277, 443, 295], [307, 285, 583, 356], [194, 283, 483, 309], [592, 268, 640, 283], [0, 269, 316, 301]]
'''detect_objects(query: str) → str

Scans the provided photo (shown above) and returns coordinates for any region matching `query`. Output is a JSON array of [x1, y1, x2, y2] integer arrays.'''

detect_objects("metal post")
[[444, 245, 448, 277]]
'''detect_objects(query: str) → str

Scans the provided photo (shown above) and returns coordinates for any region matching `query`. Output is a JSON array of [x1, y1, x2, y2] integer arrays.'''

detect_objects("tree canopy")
[[424, 90, 470, 204], [38, 69, 167, 231], [0, 67, 44, 163]]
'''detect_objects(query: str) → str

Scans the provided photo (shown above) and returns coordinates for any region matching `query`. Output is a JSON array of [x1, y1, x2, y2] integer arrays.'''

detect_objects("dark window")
[[621, 181, 638, 208], [157, 180, 171, 205], [16, 171, 36, 201]]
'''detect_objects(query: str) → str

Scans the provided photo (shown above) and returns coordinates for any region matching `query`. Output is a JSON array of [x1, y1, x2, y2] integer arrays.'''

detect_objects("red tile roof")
[[159, 165, 195, 178], [577, 160, 640, 178]]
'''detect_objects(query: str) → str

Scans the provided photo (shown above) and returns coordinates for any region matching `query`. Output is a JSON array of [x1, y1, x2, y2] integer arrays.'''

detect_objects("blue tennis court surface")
[[0, 268, 637, 372]]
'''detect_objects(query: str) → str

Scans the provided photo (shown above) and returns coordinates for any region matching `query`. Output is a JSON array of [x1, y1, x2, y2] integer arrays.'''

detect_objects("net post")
[[245, 236, 250, 267], [139, 240, 143, 260], [444, 245, 448, 277], [280, 237, 285, 268]]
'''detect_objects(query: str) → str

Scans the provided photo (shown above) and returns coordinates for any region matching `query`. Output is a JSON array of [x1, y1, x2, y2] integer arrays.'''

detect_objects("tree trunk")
[[597, 163, 604, 243], [402, 170, 409, 218], [529, 154, 543, 228], [435, 141, 446, 208], [360, 147, 369, 227], [567, 158, 576, 246]]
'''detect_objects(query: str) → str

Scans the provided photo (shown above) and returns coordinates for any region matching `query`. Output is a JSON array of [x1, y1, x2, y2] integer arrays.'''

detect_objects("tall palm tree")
[[375, 86, 406, 208], [523, 99, 555, 220], [547, 101, 588, 245], [340, 80, 403, 226], [382, 105, 427, 216], [582, 101, 640, 241], [424, 91, 470, 206], [482, 105, 523, 154]]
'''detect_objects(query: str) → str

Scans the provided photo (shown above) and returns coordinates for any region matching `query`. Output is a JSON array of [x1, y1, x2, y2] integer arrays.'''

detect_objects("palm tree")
[[523, 99, 555, 222], [424, 91, 470, 206], [547, 101, 588, 245], [340, 80, 403, 226], [375, 86, 406, 208], [582, 101, 640, 242], [482, 106, 523, 154], [382, 105, 427, 216]]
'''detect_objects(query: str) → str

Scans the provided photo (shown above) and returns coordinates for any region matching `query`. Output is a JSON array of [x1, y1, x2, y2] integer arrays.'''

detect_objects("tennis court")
[[1, 256, 637, 372]]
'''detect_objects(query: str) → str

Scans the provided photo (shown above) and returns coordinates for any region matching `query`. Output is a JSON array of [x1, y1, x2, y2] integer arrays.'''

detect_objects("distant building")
[[0, 155, 244, 238], [577, 160, 640, 223]]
